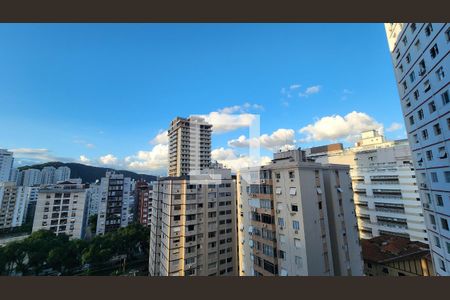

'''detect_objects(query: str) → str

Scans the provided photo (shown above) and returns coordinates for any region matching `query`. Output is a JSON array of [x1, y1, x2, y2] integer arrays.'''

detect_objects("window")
[[428, 43, 439, 60], [438, 258, 446, 272], [409, 115, 415, 125], [447, 242, 450, 255], [424, 80, 431, 93], [399, 64, 404, 73], [426, 150, 433, 161], [289, 187, 297, 196], [413, 134, 419, 144], [436, 195, 444, 206], [413, 89, 420, 100], [422, 129, 428, 140], [428, 101, 436, 113], [173, 215, 181, 221], [431, 172, 438, 182], [433, 123, 442, 136], [278, 217, 285, 227], [409, 71, 415, 83], [406, 53, 411, 64], [275, 172, 280, 179], [295, 256, 303, 267], [418, 109, 424, 120], [410, 23, 416, 32], [425, 23, 433, 36], [402, 81, 408, 91], [434, 235, 441, 248], [291, 204, 298, 212], [419, 60, 426, 75], [275, 187, 282, 195], [294, 238, 301, 248], [442, 90, 449, 105], [293, 220, 300, 230], [382, 267, 389, 274], [279, 250, 286, 260], [436, 67, 445, 81], [441, 218, 449, 231], [402, 36, 408, 46], [445, 171, 450, 183], [414, 39, 421, 50], [289, 171, 295, 179]]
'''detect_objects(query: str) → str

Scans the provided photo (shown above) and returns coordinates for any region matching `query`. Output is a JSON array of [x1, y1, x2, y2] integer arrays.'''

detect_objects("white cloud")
[[289, 84, 301, 90], [150, 130, 169, 145], [73, 139, 95, 149], [341, 89, 354, 100], [299, 111, 383, 142], [211, 147, 271, 172], [86, 143, 95, 149], [299, 85, 321, 97], [125, 144, 168, 173], [228, 128, 296, 152], [386, 122, 403, 132], [79, 155, 91, 164], [99, 154, 118, 165], [9, 148, 71, 163]]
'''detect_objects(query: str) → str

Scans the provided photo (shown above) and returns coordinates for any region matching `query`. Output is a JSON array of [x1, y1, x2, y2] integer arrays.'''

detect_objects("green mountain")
[[18, 162, 157, 184]]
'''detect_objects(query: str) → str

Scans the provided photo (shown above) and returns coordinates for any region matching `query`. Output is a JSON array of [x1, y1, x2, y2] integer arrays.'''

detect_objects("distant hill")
[[18, 162, 157, 184]]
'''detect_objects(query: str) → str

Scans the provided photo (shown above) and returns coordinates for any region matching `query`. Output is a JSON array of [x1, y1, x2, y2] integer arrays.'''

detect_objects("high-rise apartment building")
[[135, 180, 152, 227], [86, 181, 101, 217], [168, 116, 212, 177], [237, 149, 364, 276], [0, 182, 24, 229], [306, 130, 427, 243], [32, 180, 88, 239], [22, 169, 42, 187], [55, 166, 71, 182], [149, 169, 238, 276], [96, 172, 134, 235], [40, 166, 56, 185], [0, 149, 14, 183], [385, 23, 450, 275]]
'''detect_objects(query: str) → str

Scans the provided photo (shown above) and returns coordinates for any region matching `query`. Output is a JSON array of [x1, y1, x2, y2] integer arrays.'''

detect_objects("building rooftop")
[[362, 235, 431, 263]]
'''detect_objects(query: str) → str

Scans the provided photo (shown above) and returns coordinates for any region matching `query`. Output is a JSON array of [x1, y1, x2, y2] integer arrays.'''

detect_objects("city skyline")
[[0, 23, 406, 175]]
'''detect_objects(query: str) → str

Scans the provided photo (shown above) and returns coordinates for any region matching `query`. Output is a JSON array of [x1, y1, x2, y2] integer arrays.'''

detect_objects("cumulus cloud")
[[150, 130, 169, 145], [386, 122, 403, 132], [299, 85, 321, 97], [124, 144, 168, 173], [99, 154, 118, 165], [228, 128, 296, 152], [299, 111, 383, 142], [79, 155, 91, 164], [211, 147, 271, 172]]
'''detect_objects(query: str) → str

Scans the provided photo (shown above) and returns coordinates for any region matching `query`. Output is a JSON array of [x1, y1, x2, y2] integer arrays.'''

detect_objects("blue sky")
[[0, 23, 405, 175]]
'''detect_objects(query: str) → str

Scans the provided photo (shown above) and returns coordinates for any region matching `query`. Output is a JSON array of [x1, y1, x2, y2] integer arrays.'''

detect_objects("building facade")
[[32, 180, 88, 239], [135, 180, 152, 227], [237, 149, 364, 276], [362, 235, 434, 276], [0, 149, 14, 183], [22, 169, 42, 187], [168, 116, 212, 177], [149, 169, 237, 276], [385, 23, 450, 275], [307, 130, 427, 243], [40, 166, 56, 185], [55, 166, 71, 183], [96, 172, 133, 235]]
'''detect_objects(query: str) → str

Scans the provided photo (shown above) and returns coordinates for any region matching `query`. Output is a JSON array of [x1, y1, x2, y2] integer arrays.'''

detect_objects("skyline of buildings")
[[385, 22, 449, 276]]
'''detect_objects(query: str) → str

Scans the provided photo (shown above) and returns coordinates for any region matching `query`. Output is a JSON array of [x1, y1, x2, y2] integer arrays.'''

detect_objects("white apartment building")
[[55, 166, 71, 182], [96, 172, 133, 235], [0, 149, 14, 183], [86, 181, 101, 217], [22, 168, 42, 187], [168, 116, 212, 177], [237, 149, 363, 276], [385, 23, 450, 275], [149, 168, 238, 276], [307, 130, 428, 244], [32, 180, 88, 239], [40, 166, 56, 185]]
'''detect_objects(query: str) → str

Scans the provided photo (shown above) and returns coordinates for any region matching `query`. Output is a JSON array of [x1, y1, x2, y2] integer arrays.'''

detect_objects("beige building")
[[307, 130, 427, 243], [32, 180, 88, 239], [149, 168, 238, 276], [237, 149, 364, 276], [168, 116, 212, 177]]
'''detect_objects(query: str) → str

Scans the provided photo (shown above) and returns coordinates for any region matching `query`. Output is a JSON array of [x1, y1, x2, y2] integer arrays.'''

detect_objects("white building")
[[86, 181, 101, 217], [96, 172, 133, 235], [168, 116, 212, 177], [385, 23, 450, 275], [0, 149, 14, 183], [307, 130, 428, 244], [55, 166, 71, 182], [0, 183, 39, 228], [149, 169, 238, 276], [40, 166, 56, 185], [22, 169, 42, 187], [237, 149, 363, 276], [9, 168, 19, 184], [32, 180, 88, 239]]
